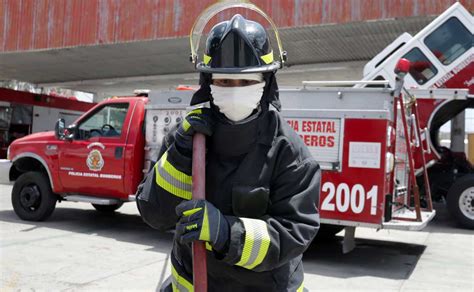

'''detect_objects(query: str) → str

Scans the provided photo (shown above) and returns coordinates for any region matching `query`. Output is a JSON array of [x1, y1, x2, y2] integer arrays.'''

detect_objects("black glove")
[[174, 108, 214, 156], [175, 200, 230, 253]]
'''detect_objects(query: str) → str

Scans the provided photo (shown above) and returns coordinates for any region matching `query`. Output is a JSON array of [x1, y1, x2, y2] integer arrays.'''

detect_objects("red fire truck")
[[2, 2, 472, 251], [4, 69, 442, 251], [357, 2, 473, 229]]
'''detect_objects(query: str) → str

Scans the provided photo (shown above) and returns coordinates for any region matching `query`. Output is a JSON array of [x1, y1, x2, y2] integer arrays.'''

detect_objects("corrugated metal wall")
[[1, 0, 472, 52]]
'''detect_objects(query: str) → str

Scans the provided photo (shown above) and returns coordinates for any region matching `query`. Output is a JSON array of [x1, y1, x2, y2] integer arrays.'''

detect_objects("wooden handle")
[[192, 133, 207, 292]]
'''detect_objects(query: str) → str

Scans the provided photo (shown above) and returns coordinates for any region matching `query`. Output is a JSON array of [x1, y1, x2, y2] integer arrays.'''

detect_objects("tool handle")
[[192, 133, 207, 292]]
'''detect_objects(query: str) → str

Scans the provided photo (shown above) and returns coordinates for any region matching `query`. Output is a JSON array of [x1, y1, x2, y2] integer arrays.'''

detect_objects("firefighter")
[[137, 14, 320, 291]]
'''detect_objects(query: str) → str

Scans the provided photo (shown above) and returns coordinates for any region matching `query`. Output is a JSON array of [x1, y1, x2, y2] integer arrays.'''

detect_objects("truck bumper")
[[0, 159, 12, 185], [382, 209, 436, 231]]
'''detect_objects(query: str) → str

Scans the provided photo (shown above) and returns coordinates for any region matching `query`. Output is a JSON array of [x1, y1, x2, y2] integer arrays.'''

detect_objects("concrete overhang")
[[0, 16, 434, 97]]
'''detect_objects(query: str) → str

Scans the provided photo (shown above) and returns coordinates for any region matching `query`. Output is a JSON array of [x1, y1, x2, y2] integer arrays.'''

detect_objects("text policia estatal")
[[287, 119, 336, 147]]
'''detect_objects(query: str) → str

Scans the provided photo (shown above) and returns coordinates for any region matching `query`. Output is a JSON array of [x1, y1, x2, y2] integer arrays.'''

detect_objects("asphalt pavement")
[[0, 183, 472, 291]]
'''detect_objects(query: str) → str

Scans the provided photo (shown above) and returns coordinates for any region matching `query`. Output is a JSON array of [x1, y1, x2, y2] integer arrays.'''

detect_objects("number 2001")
[[321, 182, 378, 215]]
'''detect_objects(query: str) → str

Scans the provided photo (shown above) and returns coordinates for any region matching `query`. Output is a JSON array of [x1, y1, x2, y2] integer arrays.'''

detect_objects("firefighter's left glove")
[[175, 199, 230, 253], [174, 108, 215, 156]]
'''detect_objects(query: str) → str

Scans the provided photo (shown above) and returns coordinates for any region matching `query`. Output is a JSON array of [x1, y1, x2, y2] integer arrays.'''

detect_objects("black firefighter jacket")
[[137, 109, 321, 292]]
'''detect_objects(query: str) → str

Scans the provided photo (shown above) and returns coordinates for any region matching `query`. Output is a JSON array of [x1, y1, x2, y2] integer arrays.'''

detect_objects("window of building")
[[424, 17, 472, 65], [402, 48, 438, 85], [0, 107, 11, 129]]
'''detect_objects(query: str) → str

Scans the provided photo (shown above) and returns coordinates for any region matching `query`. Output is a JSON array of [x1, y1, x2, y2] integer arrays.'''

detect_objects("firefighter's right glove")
[[174, 108, 215, 156], [175, 200, 230, 253]]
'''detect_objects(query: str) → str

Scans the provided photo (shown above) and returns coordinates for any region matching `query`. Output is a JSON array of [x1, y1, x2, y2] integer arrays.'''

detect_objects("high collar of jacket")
[[210, 111, 277, 157]]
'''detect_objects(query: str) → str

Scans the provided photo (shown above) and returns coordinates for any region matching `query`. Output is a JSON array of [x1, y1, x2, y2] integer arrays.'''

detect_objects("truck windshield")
[[402, 48, 438, 85], [424, 17, 472, 65], [77, 103, 129, 139]]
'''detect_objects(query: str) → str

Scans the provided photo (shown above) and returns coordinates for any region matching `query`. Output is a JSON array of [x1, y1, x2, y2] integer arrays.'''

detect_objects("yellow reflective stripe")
[[189, 108, 202, 115], [182, 119, 191, 131], [156, 167, 192, 200], [205, 242, 213, 251], [171, 264, 194, 292], [155, 152, 192, 200], [235, 218, 271, 270], [236, 219, 254, 267], [246, 224, 271, 270], [182, 108, 203, 132], [260, 51, 274, 64], [297, 281, 304, 292], [183, 207, 202, 217], [203, 54, 211, 65], [160, 152, 192, 185], [199, 205, 210, 241]]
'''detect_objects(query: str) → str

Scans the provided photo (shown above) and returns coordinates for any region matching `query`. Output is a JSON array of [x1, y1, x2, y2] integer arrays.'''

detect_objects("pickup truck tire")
[[447, 174, 474, 229], [11, 172, 57, 221], [92, 202, 123, 213]]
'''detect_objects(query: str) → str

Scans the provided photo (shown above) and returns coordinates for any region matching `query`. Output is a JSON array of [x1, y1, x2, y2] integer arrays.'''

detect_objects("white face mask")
[[210, 82, 265, 122]]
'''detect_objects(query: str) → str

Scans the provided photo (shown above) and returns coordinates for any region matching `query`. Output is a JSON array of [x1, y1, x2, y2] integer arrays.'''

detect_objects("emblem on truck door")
[[87, 149, 104, 171]]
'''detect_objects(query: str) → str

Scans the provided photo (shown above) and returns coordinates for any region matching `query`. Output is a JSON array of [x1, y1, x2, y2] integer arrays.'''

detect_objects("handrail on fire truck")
[[302, 80, 390, 88]]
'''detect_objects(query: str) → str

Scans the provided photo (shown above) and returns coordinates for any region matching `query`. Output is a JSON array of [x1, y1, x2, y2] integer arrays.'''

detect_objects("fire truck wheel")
[[446, 174, 474, 229], [11, 171, 57, 221], [92, 202, 124, 213], [315, 224, 344, 240]]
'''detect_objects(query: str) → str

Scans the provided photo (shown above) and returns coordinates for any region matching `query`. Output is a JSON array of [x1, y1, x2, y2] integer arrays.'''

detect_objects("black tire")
[[446, 174, 474, 229], [11, 171, 57, 221], [92, 202, 124, 213], [316, 224, 344, 239]]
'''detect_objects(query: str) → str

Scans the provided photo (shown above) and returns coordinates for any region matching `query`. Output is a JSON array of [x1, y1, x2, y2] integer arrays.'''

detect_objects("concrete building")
[[1, 0, 472, 99]]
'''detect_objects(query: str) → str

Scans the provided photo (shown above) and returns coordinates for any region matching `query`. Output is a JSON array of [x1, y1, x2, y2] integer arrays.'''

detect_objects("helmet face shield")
[[190, 2, 286, 73]]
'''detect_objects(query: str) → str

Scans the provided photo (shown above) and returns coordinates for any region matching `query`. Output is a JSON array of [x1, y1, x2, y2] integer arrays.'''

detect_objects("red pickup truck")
[[5, 88, 199, 220], [6, 95, 153, 220]]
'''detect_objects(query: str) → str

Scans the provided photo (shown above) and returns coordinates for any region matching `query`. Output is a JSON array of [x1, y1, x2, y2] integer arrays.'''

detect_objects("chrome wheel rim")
[[458, 186, 474, 220]]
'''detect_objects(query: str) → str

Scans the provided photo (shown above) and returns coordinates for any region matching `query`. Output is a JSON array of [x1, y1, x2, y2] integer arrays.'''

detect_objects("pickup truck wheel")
[[447, 174, 474, 229], [11, 172, 57, 221], [92, 202, 123, 213]]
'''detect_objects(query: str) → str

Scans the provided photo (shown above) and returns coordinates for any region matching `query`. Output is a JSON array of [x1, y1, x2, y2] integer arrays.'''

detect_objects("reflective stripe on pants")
[[171, 264, 194, 292]]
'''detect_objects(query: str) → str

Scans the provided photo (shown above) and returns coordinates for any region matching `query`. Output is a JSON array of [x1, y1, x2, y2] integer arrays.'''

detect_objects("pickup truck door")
[[58, 101, 132, 198]]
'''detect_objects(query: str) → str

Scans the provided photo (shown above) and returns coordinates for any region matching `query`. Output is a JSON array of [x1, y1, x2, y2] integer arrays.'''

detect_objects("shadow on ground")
[[0, 191, 469, 284], [302, 202, 472, 280], [0, 205, 173, 254], [304, 236, 426, 280], [422, 202, 473, 235]]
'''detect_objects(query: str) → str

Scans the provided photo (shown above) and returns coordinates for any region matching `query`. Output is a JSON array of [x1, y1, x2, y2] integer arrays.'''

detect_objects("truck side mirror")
[[55, 119, 66, 140], [64, 125, 76, 140]]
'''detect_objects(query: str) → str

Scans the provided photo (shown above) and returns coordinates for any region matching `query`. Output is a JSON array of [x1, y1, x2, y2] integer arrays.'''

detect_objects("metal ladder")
[[392, 83, 434, 222]]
